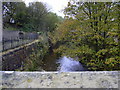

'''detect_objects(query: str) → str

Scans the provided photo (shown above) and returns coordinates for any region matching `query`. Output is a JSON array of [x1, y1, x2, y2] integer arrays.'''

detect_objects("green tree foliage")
[[22, 42, 49, 71], [53, 1, 120, 70], [26, 2, 48, 32], [2, 2, 63, 32], [3, 2, 25, 28], [45, 12, 62, 32], [3, 2, 32, 31]]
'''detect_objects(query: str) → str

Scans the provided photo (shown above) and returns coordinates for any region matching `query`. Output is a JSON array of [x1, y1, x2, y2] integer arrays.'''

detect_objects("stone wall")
[[2, 42, 39, 71], [0, 71, 119, 89]]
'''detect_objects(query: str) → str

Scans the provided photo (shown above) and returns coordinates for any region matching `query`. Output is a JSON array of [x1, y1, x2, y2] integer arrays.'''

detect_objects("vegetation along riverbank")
[[2, 1, 120, 71]]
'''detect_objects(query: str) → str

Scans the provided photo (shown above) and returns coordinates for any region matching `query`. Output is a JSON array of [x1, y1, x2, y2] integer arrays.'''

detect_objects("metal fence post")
[[2, 37, 4, 51], [11, 37, 12, 49]]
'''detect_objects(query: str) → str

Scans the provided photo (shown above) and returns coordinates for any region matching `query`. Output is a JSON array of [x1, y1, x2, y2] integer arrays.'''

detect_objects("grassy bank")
[[16, 32, 50, 71]]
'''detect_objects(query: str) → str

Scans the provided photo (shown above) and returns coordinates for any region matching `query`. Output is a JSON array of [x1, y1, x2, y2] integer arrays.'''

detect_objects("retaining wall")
[[2, 40, 39, 70]]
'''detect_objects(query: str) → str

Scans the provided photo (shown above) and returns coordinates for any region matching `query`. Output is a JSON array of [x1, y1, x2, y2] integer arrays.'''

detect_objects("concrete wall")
[[0, 71, 119, 88]]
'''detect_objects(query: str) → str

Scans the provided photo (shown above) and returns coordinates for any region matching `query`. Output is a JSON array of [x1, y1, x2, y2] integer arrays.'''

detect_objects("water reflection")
[[57, 56, 85, 72]]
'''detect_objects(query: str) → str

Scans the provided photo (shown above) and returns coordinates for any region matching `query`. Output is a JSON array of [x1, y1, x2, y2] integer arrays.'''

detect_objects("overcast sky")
[[23, 0, 69, 17]]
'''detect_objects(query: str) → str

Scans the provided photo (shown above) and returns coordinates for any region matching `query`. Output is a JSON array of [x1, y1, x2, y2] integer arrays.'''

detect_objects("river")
[[40, 53, 85, 72]]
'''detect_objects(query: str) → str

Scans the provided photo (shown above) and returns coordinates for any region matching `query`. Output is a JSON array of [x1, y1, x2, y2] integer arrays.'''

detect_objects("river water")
[[57, 56, 85, 72], [41, 53, 85, 72]]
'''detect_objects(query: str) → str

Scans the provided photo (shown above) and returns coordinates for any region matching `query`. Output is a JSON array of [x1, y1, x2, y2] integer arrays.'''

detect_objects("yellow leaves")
[[96, 49, 108, 56], [87, 60, 98, 70], [90, 59, 96, 62], [105, 56, 120, 68], [105, 58, 114, 64], [107, 31, 118, 36], [105, 58, 117, 67], [53, 45, 67, 54], [87, 62, 96, 66], [92, 34, 104, 40], [53, 19, 80, 42], [52, 1, 120, 71], [109, 47, 118, 53]]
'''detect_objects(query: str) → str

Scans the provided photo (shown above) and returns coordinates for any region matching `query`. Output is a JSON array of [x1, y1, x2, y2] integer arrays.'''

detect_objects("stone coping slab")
[[0, 71, 119, 88]]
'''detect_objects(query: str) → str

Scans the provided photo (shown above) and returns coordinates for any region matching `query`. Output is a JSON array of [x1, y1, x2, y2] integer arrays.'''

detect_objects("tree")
[[2, 2, 48, 32], [3, 1, 64, 33], [53, 1, 120, 70], [27, 2, 48, 32], [45, 12, 63, 32], [3, 2, 29, 30]]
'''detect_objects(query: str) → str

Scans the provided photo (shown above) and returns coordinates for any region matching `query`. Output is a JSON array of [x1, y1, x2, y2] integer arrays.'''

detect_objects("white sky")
[[23, 0, 69, 17]]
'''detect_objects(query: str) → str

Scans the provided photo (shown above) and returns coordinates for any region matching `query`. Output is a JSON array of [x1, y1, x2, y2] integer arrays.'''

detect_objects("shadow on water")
[[40, 53, 58, 71]]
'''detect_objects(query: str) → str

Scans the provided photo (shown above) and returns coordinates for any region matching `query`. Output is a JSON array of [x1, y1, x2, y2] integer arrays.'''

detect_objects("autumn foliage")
[[52, 1, 120, 70]]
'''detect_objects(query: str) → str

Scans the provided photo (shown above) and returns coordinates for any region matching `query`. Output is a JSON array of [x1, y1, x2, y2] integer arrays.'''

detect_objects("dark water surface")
[[41, 53, 58, 71]]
